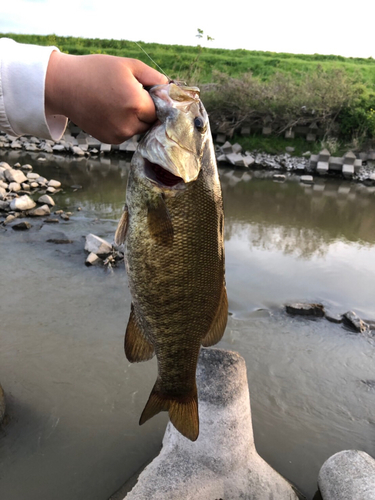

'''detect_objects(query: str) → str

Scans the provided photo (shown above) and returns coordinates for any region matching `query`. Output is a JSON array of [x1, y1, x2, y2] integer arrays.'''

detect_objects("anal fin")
[[202, 283, 228, 347], [125, 304, 155, 362]]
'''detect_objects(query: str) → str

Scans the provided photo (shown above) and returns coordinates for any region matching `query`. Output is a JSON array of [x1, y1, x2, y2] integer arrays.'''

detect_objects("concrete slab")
[[124, 348, 299, 500]]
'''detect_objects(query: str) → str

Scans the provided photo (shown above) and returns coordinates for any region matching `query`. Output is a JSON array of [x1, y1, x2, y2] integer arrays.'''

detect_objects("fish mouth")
[[143, 158, 184, 188]]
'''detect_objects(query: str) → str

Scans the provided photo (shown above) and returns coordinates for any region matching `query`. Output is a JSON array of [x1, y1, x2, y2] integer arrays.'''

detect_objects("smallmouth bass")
[[115, 82, 227, 441]]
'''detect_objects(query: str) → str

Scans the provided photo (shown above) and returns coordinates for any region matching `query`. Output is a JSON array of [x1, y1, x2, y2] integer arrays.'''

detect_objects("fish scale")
[[116, 83, 227, 441]]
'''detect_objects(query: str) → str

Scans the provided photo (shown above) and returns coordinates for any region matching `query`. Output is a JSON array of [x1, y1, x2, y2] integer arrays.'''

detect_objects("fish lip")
[[142, 157, 187, 190]]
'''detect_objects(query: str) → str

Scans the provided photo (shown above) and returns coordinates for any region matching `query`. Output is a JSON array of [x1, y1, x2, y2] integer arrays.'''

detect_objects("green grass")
[[2, 33, 375, 85]]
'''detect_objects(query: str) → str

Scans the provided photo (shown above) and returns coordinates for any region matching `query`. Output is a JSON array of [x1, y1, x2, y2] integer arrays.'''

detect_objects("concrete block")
[[354, 159, 362, 172], [318, 149, 330, 162], [317, 161, 329, 175], [342, 164, 354, 178], [240, 127, 251, 136], [243, 154, 255, 167], [306, 133, 316, 142], [125, 348, 299, 500], [343, 151, 356, 165], [309, 154, 319, 169], [285, 129, 295, 139], [367, 150, 375, 161], [221, 141, 233, 154], [318, 450, 375, 500], [225, 153, 246, 167], [100, 143, 112, 153], [232, 143, 243, 154], [262, 126, 272, 135], [329, 157, 343, 171], [216, 133, 227, 143]]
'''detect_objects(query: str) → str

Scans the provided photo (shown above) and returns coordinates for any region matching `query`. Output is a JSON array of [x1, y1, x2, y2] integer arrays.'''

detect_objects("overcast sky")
[[1, 0, 374, 59]]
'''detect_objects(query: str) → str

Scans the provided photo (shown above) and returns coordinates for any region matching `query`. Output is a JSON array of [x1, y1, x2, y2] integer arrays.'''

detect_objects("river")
[[1, 151, 375, 499]]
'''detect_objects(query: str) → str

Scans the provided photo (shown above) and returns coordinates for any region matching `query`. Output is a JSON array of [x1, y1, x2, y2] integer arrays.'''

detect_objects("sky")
[[1, 0, 374, 59]]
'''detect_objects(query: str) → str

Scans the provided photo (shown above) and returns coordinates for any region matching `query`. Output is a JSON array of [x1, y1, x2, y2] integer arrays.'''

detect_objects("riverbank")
[[1, 130, 375, 185]]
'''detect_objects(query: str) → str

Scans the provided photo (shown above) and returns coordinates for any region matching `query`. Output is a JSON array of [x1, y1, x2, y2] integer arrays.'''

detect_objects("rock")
[[300, 175, 314, 184], [47, 179, 61, 188], [46, 238, 73, 244], [325, 311, 343, 324], [285, 146, 295, 153], [28, 204, 51, 217], [38, 194, 55, 206], [27, 172, 40, 180], [43, 218, 59, 224], [46, 187, 56, 194], [60, 213, 70, 221], [225, 153, 247, 167], [36, 176, 48, 186], [21, 183, 30, 191], [52, 144, 66, 152], [8, 182, 21, 192], [0, 161, 11, 170], [273, 174, 286, 182], [4, 214, 17, 225], [9, 195, 36, 211], [72, 146, 85, 156], [125, 349, 299, 500], [0, 200, 10, 211], [0, 383, 5, 425], [21, 163, 33, 171], [85, 252, 102, 266], [343, 311, 370, 333], [30, 182, 39, 189], [232, 143, 242, 154], [286, 303, 325, 317], [12, 221, 32, 230], [243, 154, 255, 167], [318, 450, 375, 500], [4, 168, 27, 184], [85, 234, 112, 256]]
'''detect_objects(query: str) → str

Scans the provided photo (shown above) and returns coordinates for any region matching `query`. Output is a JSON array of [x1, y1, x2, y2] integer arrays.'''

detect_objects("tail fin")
[[139, 382, 199, 441]]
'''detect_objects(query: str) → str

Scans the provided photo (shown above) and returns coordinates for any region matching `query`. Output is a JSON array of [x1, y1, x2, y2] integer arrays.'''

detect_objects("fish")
[[115, 82, 227, 441]]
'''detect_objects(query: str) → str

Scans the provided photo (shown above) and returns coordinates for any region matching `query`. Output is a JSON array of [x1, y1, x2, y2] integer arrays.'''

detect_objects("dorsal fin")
[[125, 304, 155, 362], [201, 283, 228, 347]]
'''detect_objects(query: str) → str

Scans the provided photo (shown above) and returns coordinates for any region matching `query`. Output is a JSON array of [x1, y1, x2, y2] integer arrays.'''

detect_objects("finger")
[[134, 86, 159, 124], [129, 59, 169, 87]]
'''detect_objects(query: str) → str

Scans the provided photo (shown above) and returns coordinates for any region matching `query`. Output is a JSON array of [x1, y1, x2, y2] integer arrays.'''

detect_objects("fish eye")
[[194, 117, 206, 133]]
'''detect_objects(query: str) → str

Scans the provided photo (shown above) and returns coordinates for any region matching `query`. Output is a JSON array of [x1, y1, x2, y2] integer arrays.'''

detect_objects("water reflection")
[[1, 151, 375, 499]]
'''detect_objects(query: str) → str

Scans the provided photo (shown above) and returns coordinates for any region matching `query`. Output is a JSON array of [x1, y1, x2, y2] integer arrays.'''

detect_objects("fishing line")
[[134, 41, 171, 81]]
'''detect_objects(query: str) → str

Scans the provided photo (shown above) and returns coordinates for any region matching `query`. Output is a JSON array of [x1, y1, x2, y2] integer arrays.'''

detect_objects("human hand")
[[45, 52, 168, 144]]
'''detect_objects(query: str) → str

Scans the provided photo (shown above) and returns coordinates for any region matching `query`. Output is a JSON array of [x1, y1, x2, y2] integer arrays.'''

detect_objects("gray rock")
[[36, 176, 48, 186], [85, 234, 112, 256], [27, 172, 40, 180], [38, 194, 55, 206], [300, 175, 314, 184], [12, 221, 32, 230], [9, 195, 36, 211], [4, 168, 27, 184], [0, 161, 11, 170], [8, 182, 21, 192], [21, 163, 33, 171], [343, 311, 370, 333], [318, 450, 375, 500], [28, 204, 51, 217], [273, 174, 286, 182], [21, 183, 30, 191], [125, 348, 299, 500], [85, 252, 102, 266], [286, 303, 325, 317], [47, 179, 61, 188], [0, 186, 6, 198], [72, 146, 85, 156]]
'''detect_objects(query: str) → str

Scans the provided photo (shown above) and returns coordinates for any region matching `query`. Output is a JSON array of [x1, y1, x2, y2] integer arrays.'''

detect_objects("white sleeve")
[[0, 38, 68, 141]]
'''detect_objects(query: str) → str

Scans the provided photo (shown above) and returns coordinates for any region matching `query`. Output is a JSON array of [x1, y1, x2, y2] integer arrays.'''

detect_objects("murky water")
[[1, 151, 375, 499]]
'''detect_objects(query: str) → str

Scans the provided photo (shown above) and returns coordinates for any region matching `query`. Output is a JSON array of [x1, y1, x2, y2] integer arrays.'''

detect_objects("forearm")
[[0, 38, 68, 140]]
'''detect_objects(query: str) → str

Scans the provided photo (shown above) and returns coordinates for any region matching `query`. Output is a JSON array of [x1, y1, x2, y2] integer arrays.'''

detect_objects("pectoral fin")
[[114, 205, 128, 245], [147, 195, 174, 246], [202, 284, 228, 347], [125, 304, 155, 362]]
